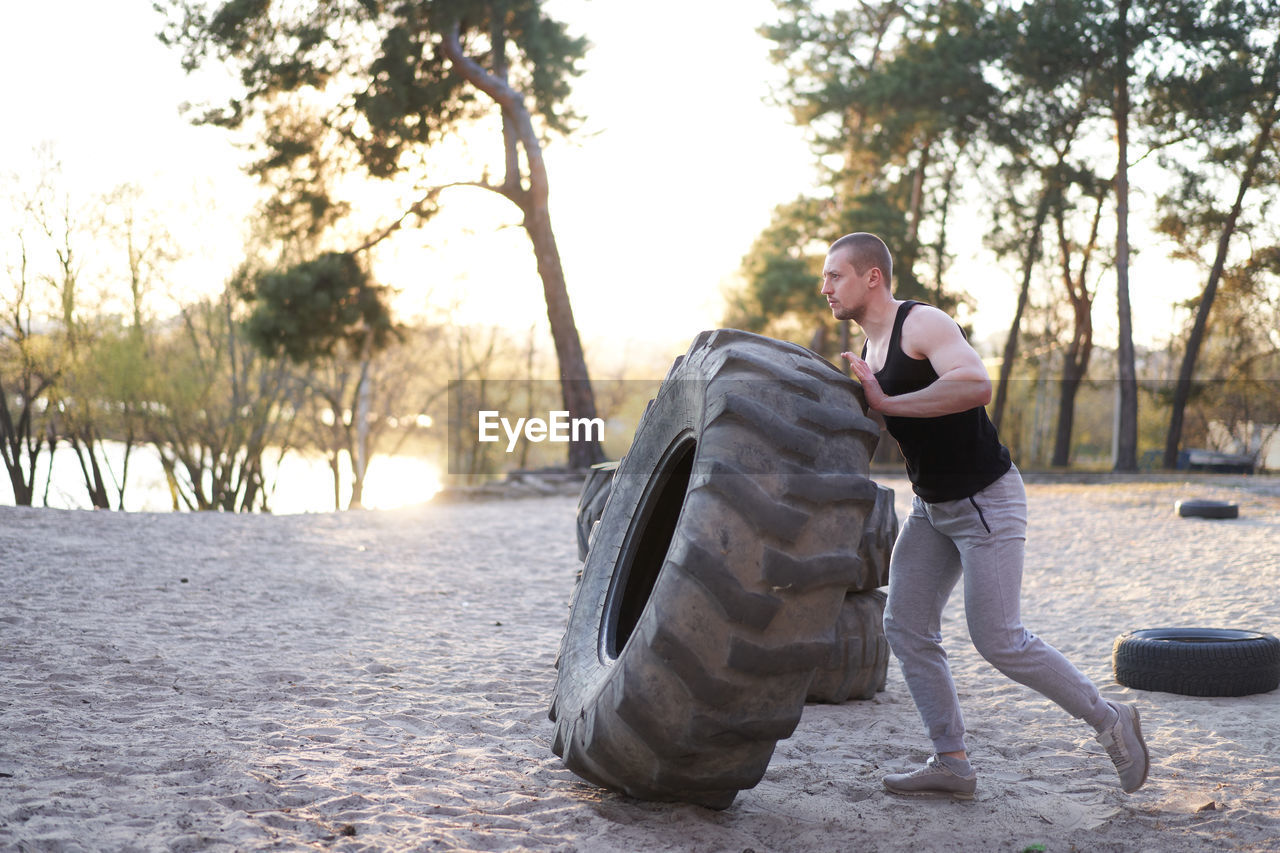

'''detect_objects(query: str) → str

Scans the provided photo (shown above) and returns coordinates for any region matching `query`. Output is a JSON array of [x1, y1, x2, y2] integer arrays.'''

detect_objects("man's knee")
[[884, 610, 940, 656], [971, 624, 1030, 668]]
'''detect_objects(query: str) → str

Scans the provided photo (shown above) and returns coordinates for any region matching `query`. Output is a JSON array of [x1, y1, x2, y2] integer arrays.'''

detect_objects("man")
[[821, 232, 1149, 799]]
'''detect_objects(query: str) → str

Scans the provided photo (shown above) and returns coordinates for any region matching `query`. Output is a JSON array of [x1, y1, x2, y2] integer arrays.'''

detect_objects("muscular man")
[[821, 231, 1149, 799]]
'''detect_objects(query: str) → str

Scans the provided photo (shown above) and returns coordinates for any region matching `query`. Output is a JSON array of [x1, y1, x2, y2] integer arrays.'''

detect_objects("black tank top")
[[865, 300, 1011, 502]]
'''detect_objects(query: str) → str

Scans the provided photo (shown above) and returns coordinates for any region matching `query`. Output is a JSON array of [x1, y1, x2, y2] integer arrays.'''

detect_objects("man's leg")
[[883, 496, 968, 756], [946, 467, 1112, 724], [942, 466, 1149, 792]]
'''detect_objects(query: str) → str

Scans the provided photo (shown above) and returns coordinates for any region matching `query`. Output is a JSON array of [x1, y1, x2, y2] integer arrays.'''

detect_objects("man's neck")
[[857, 297, 903, 347]]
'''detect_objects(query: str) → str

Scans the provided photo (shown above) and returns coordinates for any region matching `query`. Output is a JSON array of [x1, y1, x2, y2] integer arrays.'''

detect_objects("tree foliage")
[[738, 1, 999, 359], [241, 251, 398, 364], [156, 0, 604, 466], [1150, 0, 1280, 467], [158, 0, 585, 190], [749, 0, 1280, 470], [0, 227, 55, 506]]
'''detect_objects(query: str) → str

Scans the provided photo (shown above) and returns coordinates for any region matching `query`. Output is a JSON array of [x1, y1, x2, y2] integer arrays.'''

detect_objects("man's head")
[[822, 232, 893, 323], [829, 232, 893, 283]]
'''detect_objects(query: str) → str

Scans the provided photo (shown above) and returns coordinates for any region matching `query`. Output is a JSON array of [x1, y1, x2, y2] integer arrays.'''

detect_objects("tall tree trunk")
[[522, 202, 603, 468], [0, 243, 47, 506], [0, 382, 39, 506], [932, 149, 961, 304], [329, 451, 342, 511], [993, 191, 1052, 431], [809, 324, 827, 357], [902, 137, 933, 285], [1162, 44, 1280, 469], [66, 428, 111, 510], [444, 26, 603, 468], [350, 331, 373, 509], [1113, 0, 1138, 471], [1052, 304, 1095, 467], [1051, 189, 1102, 467], [1051, 349, 1086, 466]]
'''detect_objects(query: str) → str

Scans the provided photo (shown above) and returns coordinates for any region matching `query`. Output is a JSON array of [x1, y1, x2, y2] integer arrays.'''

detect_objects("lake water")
[[0, 441, 443, 513]]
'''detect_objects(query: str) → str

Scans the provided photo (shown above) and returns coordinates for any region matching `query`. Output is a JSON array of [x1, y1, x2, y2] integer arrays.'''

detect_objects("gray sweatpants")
[[883, 465, 1112, 755]]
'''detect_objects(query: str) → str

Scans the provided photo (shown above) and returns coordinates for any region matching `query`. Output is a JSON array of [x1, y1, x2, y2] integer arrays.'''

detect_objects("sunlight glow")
[[359, 456, 443, 511], [270, 452, 444, 512]]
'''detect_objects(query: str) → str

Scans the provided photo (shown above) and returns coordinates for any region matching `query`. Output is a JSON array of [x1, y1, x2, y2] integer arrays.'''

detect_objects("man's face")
[[821, 248, 870, 322]]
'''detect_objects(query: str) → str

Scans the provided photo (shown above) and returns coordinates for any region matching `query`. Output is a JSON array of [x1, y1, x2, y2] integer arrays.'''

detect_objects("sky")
[[2, 1, 1203, 374]]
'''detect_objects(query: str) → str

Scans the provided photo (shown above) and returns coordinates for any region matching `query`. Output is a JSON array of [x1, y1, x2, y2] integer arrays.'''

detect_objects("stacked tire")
[[805, 484, 896, 703], [550, 329, 884, 809], [575, 462, 619, 561]]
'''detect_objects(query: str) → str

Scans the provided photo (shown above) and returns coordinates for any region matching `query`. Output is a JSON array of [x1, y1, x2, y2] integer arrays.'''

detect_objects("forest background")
[[3, 0, 1279, 514]]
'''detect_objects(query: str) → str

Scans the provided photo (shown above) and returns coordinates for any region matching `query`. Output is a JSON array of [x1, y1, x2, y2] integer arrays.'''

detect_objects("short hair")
[[829, 232, 893, 284]]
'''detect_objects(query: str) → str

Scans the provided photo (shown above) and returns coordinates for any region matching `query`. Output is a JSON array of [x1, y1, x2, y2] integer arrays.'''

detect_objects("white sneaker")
[[883, 755, 977, 800], [1096, 701, 1150, 793]]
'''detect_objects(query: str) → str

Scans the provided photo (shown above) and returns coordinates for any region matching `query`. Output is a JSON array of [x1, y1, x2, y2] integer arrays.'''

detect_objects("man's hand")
[[842, 352, 888, 412]]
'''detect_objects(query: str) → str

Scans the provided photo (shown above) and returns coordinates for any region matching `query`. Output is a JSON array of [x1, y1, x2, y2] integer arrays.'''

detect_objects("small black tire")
[[806, 589, 889, 703], [549, 329, 880, 809], [1175, 499, 1239, 519], [1113, 628, 1280, 697], [576, 461, 620, 561]]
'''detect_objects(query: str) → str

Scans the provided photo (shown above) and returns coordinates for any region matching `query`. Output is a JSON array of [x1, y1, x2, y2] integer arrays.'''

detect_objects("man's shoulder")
[[900, 303, 968, 358], [901, 303, 961, 336]]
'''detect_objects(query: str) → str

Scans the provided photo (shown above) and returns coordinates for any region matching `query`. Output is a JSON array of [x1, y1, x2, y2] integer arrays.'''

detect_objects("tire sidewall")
[[1124, 627, 1267, 644], [1176, 499, 1239, 519], [556, 369, 703, 717]]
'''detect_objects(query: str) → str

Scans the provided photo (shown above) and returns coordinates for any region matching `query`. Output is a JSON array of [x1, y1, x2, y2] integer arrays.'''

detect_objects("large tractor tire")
[[549, 329, 881, 809]]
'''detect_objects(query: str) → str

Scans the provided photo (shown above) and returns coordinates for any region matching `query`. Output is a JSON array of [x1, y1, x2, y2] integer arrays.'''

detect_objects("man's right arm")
[[845, 308, 992, 418]]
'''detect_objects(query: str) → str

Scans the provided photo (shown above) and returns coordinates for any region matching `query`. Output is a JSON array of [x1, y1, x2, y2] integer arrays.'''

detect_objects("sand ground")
[[2, 475, 1278, 852]]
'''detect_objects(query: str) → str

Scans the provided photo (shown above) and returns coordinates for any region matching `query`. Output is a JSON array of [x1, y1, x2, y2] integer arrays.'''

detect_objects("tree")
[[288, 319, 447, 509], [1154, 2, 1280, 467], [147, 286, 297, 511], [1172, 245, 1280, 464], [156, 0, 604, 467], [988, 181, 1052, 433], [1049, 174, 1108, 466], [843, 0, 1001, 291], [744, 1, 996, 358], [87, 183, 180, 508], [23, 162, 126, 509], [242, 252, 398, 364], [3, 161, 176, 509], [724, 196, 831, 349], [1113, 0, 1140, 471], [982, 0, 1112, 432], [241, 251, 400, 507], [0, 226, 55, 506]]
